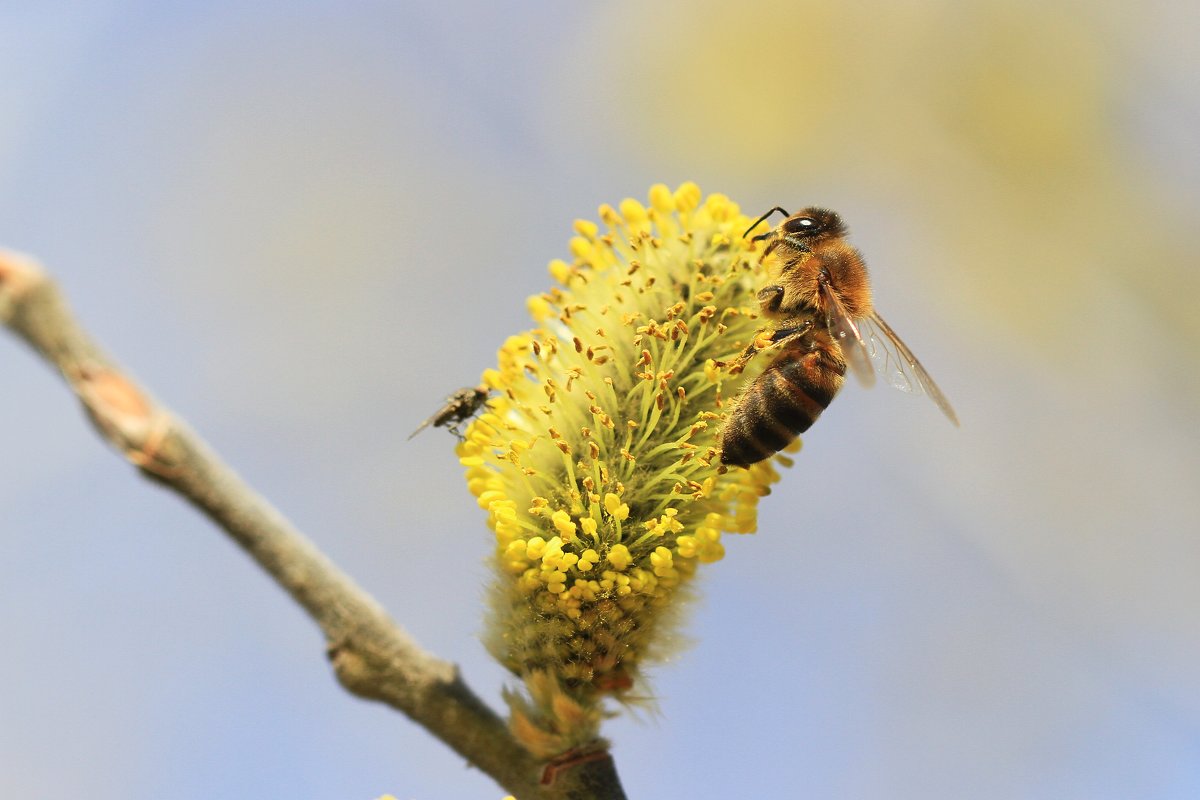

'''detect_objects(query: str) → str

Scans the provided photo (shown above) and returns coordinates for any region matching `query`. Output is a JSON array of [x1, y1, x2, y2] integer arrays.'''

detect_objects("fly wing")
[[407, 410, 443, 440], [408, 387, 475, 439], [860, 311, 959, 426], [818, 279, 875, 388]]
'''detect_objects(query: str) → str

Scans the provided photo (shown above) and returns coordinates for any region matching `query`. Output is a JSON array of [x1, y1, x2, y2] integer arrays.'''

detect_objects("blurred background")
[[2, 1, 1198, 798]]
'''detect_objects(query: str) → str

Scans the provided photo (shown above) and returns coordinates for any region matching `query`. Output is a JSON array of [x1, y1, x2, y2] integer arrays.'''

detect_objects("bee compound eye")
[[785, 217, 818, 234]]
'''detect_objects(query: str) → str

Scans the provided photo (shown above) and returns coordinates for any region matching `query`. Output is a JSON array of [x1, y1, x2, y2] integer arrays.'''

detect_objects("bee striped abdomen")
[[720, 344, 846, 467]]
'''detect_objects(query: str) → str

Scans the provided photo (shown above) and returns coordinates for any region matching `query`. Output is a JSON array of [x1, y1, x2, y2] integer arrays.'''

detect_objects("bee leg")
[[757, 284, 786, 316], [768, 320, 816, 348], [729, 318, 812, 375], [728, 340, 762, 375]]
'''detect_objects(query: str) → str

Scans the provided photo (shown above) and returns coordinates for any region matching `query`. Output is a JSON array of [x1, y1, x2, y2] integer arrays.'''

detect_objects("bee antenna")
[[743, 206, 790, 239]]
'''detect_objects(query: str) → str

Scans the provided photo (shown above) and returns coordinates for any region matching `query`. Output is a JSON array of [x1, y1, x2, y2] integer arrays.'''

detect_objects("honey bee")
[[719, 206, 957, 467], [409, 385, 491, 440]]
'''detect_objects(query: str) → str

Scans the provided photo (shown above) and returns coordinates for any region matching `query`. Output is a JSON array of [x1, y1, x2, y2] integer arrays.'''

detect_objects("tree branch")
[[0, 250, 627, 800]]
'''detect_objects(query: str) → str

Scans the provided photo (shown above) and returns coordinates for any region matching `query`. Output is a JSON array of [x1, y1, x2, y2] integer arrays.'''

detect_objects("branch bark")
[[0, 250, 627, 800]]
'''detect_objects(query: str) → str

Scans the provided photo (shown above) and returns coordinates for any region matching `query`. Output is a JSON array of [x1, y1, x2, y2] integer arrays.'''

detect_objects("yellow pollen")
[[459, 183, 789, 749]]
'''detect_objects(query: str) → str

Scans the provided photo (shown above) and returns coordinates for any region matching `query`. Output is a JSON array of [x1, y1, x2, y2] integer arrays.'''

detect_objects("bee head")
[[745, 206, 847, 262], [781, 207, 846, 242]]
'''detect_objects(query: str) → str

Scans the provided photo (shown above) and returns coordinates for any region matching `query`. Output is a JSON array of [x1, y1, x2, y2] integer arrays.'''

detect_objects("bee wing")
[[818, 280, 876, 388], [859, 311, 959, 426]]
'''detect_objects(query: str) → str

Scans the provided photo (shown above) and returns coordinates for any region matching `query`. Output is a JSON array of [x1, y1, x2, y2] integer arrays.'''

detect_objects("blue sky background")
[[2, 2, 1199, 798]]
